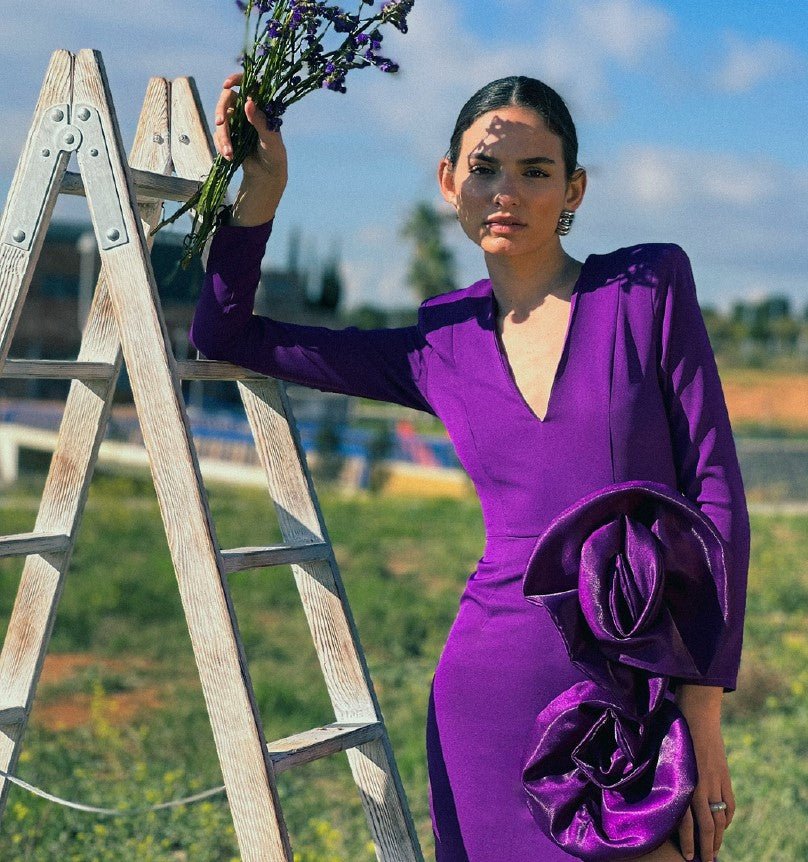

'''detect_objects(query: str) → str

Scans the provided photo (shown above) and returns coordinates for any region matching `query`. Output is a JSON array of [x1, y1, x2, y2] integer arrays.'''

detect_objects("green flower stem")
[[148, 1, 408, 271]]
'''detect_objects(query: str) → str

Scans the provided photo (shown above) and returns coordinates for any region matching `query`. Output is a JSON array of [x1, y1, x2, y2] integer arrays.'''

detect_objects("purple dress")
[[190, 219, 750, 862]]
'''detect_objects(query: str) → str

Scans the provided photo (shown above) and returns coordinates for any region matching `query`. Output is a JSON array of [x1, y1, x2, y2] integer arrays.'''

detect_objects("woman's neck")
[[485, 244, 582, 317]]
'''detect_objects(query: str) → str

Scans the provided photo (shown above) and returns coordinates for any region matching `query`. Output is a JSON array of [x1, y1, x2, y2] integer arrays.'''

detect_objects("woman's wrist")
[[674, 683, 723, 718], [229, 174, 283, 227]]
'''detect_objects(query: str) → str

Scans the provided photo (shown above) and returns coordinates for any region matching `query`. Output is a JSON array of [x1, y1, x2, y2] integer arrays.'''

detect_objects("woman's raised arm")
[[189, 217, 435, 416], [189, 71, 435, 416]]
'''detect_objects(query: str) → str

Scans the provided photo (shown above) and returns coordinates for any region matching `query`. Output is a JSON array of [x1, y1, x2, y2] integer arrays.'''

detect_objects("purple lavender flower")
[[156, 0, 414, 266], [380, 0, 414, 33], [260, 98, 287, 131]]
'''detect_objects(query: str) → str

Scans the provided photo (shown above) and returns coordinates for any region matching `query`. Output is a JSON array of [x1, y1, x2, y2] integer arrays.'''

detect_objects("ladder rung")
[[60, 168, 201, 203], [177, 360, 268, 381], [221, 542, 331, 575], [0, 532, 71, 558], [266, 721, 384, 774], [0, 707, 27, 726], [1, 359, 116, 380]]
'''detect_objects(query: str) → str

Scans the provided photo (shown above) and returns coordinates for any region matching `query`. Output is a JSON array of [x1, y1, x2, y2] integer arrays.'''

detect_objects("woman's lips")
[[486, 221, 526, 235]]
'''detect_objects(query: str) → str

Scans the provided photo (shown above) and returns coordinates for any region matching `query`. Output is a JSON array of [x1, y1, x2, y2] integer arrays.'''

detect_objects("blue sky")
[[3, 0, 807, 311]]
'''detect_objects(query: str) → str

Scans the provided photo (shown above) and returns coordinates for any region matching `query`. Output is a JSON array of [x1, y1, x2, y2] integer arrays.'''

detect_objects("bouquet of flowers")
[[149, 0, 415, 268]]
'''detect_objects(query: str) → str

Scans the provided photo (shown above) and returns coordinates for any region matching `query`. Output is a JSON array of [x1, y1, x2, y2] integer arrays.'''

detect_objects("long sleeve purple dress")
[[190, 219, 751, 862]]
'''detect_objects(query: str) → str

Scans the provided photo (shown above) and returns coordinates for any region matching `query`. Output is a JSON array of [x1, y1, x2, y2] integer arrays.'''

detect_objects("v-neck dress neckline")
[[487, 254, 592, 425]]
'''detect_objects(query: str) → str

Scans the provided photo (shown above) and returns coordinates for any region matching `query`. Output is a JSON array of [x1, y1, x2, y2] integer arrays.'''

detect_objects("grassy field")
[[0, 471, 806, 860]]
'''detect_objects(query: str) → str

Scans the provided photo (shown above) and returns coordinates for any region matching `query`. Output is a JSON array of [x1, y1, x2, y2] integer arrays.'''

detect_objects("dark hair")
[[446, 76, 580, 180]]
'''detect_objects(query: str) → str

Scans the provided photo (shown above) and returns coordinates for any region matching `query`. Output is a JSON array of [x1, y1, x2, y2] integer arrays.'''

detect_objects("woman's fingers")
[[677, 807, 695, 860], [723, 775, 736, 828], [213, 73, 242, 159]]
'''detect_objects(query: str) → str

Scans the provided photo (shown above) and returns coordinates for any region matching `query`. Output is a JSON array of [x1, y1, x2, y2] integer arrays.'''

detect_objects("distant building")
[[3, 218, 342, 403]]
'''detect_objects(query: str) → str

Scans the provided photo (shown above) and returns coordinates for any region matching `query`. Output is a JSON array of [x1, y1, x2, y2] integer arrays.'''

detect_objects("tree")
[[317, 256, 342, 311], [401, 201, 457, 302]]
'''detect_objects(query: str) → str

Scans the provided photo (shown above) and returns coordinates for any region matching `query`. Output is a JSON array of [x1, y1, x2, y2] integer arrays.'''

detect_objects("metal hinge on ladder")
[[2, 103, 128, 253], [0, 48, 424, 862]]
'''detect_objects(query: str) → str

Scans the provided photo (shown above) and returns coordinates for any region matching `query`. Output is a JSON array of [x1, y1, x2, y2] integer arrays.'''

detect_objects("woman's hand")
[[675, 693, 735, 862], [214, 71, 288, 221]]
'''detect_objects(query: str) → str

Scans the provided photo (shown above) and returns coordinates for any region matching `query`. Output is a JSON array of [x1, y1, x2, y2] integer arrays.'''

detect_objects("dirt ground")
[[722, 369, 808, 431], [32, 653, 162, 731]]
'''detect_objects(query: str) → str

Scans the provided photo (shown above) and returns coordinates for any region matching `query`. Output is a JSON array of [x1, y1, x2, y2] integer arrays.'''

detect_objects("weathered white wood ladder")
[[0, 49, 424, 861]]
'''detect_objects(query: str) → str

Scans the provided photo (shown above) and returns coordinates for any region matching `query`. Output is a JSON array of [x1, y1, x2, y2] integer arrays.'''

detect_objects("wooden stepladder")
[[0, 49, 424, 861]]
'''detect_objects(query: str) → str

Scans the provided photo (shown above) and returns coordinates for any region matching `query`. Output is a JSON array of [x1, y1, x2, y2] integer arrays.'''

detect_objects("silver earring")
[[556, 209, 575, 235]]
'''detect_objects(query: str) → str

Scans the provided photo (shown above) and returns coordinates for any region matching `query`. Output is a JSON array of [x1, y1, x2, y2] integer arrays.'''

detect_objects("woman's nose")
[[493, 184, 519, 208]]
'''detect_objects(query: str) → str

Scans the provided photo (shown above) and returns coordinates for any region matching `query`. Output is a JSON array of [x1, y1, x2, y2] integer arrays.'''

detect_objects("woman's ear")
[[565, 167, 587, 211], [437, 156, 458, 208]]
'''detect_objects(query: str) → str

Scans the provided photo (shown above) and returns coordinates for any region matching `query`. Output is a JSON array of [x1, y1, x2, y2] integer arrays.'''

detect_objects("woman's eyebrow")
[[469, 153, 556, 165]]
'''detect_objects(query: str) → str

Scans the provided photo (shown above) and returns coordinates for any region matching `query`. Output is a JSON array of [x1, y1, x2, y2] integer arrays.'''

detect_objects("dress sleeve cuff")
[[205, 215, 274, 286]]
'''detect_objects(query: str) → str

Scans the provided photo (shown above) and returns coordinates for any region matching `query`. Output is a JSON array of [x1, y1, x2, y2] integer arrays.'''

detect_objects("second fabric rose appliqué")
[[520, 480, 730, 862]]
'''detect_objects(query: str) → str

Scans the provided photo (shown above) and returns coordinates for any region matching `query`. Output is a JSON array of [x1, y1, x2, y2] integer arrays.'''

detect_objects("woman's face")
[[438, 104, 585, 259]]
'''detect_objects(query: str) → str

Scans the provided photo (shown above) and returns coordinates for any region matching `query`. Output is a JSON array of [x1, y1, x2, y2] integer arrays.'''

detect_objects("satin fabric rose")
[[522, 676, 697, 861], [520, 480, 730, 861]]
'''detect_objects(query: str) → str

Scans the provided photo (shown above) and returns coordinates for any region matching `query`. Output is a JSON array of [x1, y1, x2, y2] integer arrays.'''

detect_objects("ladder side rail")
[[0, 51, 73, 370], [239, 378, 425, 862], [72, 52, 292, 860], [0, 70, 171, 817], [172, 73, 423, 860]]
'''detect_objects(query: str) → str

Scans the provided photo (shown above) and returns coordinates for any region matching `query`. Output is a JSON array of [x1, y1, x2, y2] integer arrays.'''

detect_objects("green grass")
[[0, 472, 806, 860]]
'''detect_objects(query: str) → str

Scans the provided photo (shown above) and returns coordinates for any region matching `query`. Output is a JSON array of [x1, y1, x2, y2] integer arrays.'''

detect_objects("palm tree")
[[401, 202, 457, 302]]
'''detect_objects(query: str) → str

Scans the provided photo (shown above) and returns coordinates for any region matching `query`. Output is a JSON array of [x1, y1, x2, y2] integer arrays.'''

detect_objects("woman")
[[191, 73, 750, 862]]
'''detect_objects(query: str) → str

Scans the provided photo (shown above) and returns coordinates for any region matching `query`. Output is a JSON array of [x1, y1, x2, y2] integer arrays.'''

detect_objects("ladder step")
[[0, 532, 71, 558], [60, 168, 200, 203], [1, 359, 116, 380], [266, 721, 384, 774], [221, 542, 331, 575], [177, 360, 268, 381], [0, 707, 27, 726]]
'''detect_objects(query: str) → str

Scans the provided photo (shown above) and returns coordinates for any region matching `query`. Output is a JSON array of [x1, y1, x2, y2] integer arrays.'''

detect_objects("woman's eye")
[[469, 165, 547, 177]]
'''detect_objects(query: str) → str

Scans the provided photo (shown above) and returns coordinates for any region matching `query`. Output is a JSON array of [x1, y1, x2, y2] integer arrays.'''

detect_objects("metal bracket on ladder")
[[0, 48, 424, 862], [2, 103, 128, 253]]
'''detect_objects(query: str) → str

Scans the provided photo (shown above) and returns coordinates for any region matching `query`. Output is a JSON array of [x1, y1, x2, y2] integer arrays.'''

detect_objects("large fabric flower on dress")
[[520, 480, 729, 861]]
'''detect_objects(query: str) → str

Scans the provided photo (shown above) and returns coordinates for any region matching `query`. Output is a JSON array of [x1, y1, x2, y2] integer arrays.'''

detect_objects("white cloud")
[[711, 31, 806, 93], [622, 147, 684, 206], [576, 0, 675, 66], [573, 143, 808, 310], [2, 1, 804, 317], [616, 144, 781, 209], [289, 0, 679, 159]]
